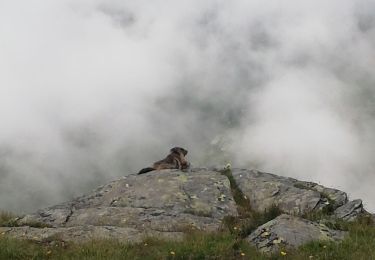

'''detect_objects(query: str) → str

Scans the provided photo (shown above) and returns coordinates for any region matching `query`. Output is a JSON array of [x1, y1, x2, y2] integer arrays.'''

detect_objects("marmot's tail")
[[138, 167, 155, 175]]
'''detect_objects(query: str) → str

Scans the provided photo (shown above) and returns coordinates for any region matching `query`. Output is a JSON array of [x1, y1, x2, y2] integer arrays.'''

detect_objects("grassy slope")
[[0, 232, 267, 260], [295, 218, 375, 260], [1, 221, 374, 260]]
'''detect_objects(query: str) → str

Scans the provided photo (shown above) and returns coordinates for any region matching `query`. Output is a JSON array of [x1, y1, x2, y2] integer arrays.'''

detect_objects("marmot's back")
[[138, 147, 189, 175]]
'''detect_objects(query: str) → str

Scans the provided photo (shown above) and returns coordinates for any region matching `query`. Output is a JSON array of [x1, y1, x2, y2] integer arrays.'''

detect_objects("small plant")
[[320, 192, 337, 215], [220, 168, 252, 217]]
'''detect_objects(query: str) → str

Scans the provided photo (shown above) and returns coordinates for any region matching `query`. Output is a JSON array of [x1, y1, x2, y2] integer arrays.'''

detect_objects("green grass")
[[221, 168, 253, 217], [222, 205, 282, 238], [289, 218, 375, 260], [0, 211, 18, 227], [1, 219, 374, 260], [0, 231, 270, 260], [0, 211, 52, 228], [220, 169, 282, 238]]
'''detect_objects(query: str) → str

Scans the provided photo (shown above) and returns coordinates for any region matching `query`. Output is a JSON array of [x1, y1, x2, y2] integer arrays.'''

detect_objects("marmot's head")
[[170, 147, 188, 156]]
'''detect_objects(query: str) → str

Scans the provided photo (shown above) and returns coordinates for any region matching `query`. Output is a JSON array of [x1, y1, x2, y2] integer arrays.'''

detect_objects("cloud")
[[0, 0, 375, 212]]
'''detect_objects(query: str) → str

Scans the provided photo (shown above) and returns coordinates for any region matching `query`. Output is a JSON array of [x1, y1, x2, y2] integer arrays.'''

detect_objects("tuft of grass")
[[302, 209, 331, 222], [220, 169, 282, 238], [0, 211, 18, 227], [220, 168, 253, 217], [223, 205, 282, 238]]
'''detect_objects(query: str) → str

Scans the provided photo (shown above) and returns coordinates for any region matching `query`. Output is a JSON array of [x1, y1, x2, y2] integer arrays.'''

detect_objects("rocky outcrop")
[[6, 169, 237, 242], [232, 169, 349, 215], [247, 214, 346, 253], [0, 167, 370, 248]]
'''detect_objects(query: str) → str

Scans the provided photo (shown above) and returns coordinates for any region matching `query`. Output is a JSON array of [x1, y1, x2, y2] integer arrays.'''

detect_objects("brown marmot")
[[138, 147, 189, 174]]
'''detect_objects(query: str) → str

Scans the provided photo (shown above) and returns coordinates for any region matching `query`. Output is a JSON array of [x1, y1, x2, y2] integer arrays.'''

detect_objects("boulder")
[[247, 214, 346, 253], [232, 169, 348, 215], [334, 199, 364, 221], [14, 169, 237, 241]]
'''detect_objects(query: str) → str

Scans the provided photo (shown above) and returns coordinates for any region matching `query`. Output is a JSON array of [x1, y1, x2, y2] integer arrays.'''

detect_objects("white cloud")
[[1, 0, 375, 212]]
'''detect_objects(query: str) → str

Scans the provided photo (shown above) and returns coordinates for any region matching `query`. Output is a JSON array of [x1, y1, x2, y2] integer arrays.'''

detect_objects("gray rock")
[[0, 225, 183, 243], [334, 199, 363, 221], [18, 207, 72, 227], [15, 169, 237, 240], [293, 181, 348, 208], [232, 169, 351, 215], [3, 167, 369, 245], [232, 169, 323, 214], [247, 214, 346, 253]]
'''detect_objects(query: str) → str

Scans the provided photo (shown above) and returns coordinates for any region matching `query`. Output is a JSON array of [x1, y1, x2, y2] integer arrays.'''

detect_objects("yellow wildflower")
[[280, 251, 287, 256], [240, 252, 245, 256], [170, 251, 175, 255]]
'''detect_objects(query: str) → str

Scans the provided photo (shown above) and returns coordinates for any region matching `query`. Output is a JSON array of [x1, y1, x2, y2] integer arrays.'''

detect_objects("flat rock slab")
[[18, 169, 237, 234], [232, 169, 347, 215], [0, 225, 183, 243], [247, 214, 346, 253]]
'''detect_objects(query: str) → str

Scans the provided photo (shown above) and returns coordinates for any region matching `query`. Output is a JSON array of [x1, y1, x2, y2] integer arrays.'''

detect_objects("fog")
[[1, 0, 375, 213]]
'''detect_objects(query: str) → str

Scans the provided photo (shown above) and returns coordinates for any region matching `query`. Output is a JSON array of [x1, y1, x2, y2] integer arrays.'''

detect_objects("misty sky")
[[1, 0, 375, 213]]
